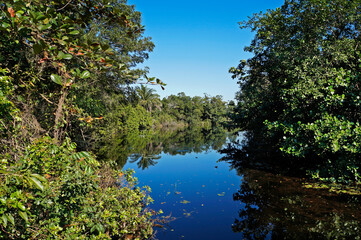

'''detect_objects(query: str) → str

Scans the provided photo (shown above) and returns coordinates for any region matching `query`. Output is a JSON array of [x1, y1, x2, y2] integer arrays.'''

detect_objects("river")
[[118, 128, 361, 240]]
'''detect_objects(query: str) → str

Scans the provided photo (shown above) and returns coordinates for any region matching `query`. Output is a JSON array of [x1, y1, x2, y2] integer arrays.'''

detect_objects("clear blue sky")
[[129, 0, 284, 101]]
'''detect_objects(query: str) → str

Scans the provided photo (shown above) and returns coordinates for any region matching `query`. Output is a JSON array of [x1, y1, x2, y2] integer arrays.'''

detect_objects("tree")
[[0, 1, 157, 238], [0, 0, 154, 147], [231, 0, 361, 182], [135, 85, 161, 112]]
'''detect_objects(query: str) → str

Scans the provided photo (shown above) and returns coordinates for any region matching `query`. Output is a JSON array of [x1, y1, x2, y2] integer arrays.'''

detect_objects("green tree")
[[0, 0, 157, 238], [231, 0, 361, 182], [135, 85, 162, 112]]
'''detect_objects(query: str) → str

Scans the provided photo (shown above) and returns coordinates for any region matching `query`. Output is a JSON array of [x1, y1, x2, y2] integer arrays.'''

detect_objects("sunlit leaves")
[[80, 70, 90, 79], [50, 74, 62, 85], [57, 51, 72, 60]]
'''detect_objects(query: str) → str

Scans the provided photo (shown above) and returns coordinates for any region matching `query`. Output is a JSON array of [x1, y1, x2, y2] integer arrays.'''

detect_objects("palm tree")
[[135, 85, 162, 112]]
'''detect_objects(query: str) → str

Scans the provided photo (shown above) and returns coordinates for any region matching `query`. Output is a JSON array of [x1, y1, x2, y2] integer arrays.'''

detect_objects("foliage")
[[0, 0, 156, 147], [135, 85, 161, 113], [158, 92, 230, 128], [0, 0, 158, 238], [0, 137, 154, 239], [231, 0, 361, 182]]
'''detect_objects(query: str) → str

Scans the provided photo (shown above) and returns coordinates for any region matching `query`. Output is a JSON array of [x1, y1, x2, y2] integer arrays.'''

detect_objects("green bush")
[[0, 137, 154, 239]]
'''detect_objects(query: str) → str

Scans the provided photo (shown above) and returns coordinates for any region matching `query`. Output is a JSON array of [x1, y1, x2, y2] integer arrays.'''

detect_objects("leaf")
[[18, 211, 28, 222], [1, 22, 10, 29], [80, 71, 90, 79], [1, 215, 7, 228], [36, 14, 46, 20], [62, 54, 72, 60], [7, 214, 14, 225], [90, 225, 97, 233], [17, 202, 26, 211], [38, 24, 51, 31], [30, 173, 47, 182], [57, 51, 72, 60], [28, 176, 44, 191], [8, 8, 15, 18], [95, 223, 105, 233], [51, 74, 63, 85], [69, 30, 80, 35]]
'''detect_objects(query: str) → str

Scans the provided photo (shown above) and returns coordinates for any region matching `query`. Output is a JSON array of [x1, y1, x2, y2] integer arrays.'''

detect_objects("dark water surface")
[[120, 129, 361, 240]]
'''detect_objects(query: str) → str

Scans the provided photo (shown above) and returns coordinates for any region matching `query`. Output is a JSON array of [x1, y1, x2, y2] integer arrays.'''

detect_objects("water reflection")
[[101, 127, 361, 239], [221, 133, 361, 240], [97, 127, 233, 168], [128, 153, 161, 170]]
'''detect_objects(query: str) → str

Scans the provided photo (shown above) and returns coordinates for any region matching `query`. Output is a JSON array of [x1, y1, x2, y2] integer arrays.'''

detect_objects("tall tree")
[[135, 85, 161, 112]]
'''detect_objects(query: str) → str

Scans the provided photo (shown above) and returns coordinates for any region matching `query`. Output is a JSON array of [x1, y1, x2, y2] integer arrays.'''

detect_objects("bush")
[[0, 137, 154, 239]]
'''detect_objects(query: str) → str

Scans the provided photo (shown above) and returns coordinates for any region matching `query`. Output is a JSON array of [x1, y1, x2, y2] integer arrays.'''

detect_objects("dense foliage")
[[159, 92, 230, 128], [0, 0, 158, 238], [1, 137, 154, 239], [230, 0, 361, 182]]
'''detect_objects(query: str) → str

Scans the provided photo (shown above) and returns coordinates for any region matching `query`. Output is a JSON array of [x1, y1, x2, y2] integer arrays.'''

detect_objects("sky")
[[128, 0, 284, 101]]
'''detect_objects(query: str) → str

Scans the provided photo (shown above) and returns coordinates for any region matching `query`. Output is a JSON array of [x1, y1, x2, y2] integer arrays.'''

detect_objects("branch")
[[57, 0, 73, 11], [40, 93, 54, 104]]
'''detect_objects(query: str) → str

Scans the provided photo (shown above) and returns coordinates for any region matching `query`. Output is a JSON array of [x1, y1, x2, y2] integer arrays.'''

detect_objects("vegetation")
[[0, 0, 159, 238], [230, 0, 361, 183]]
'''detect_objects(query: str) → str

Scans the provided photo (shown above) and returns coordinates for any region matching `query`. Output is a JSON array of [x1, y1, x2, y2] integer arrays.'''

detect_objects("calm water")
[[124, 149, 243, 240], [119, 129, 361, 240]]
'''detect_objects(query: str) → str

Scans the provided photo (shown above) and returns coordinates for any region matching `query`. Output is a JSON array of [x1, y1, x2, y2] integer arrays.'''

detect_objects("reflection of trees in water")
[[129, 154, 161, 170], [232, 169, 361, 239], [96, 126, 230, 168], [221, 133, 361, 240]]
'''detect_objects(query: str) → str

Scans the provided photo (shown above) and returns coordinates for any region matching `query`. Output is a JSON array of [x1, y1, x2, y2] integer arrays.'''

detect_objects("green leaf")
[[57, 51, 72, 60], [69, 30, 80, 35], [95, 223, 105, 233], [51, 74, 63, 85], [1, 22, 10, 29], [28, 175, 44, 191], [7, 214, 14, 225], [1, 215, 7, 228], [30, 173, 47, 182], [38, 24, 51, 31], [18, 211, 28, 222], [90, 225, 97, 233], [17, 202, 26, 211], [36, 14, 46, 20], [63, 54, 72, 60], [80, 71, 90, 79]]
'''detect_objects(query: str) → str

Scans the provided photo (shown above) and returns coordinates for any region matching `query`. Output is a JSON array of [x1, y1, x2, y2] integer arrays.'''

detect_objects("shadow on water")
[[220, 131, 361, 240]]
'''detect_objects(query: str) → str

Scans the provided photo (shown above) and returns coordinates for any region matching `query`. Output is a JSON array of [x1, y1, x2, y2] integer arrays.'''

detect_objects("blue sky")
[[129, 0, 284, 101]]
